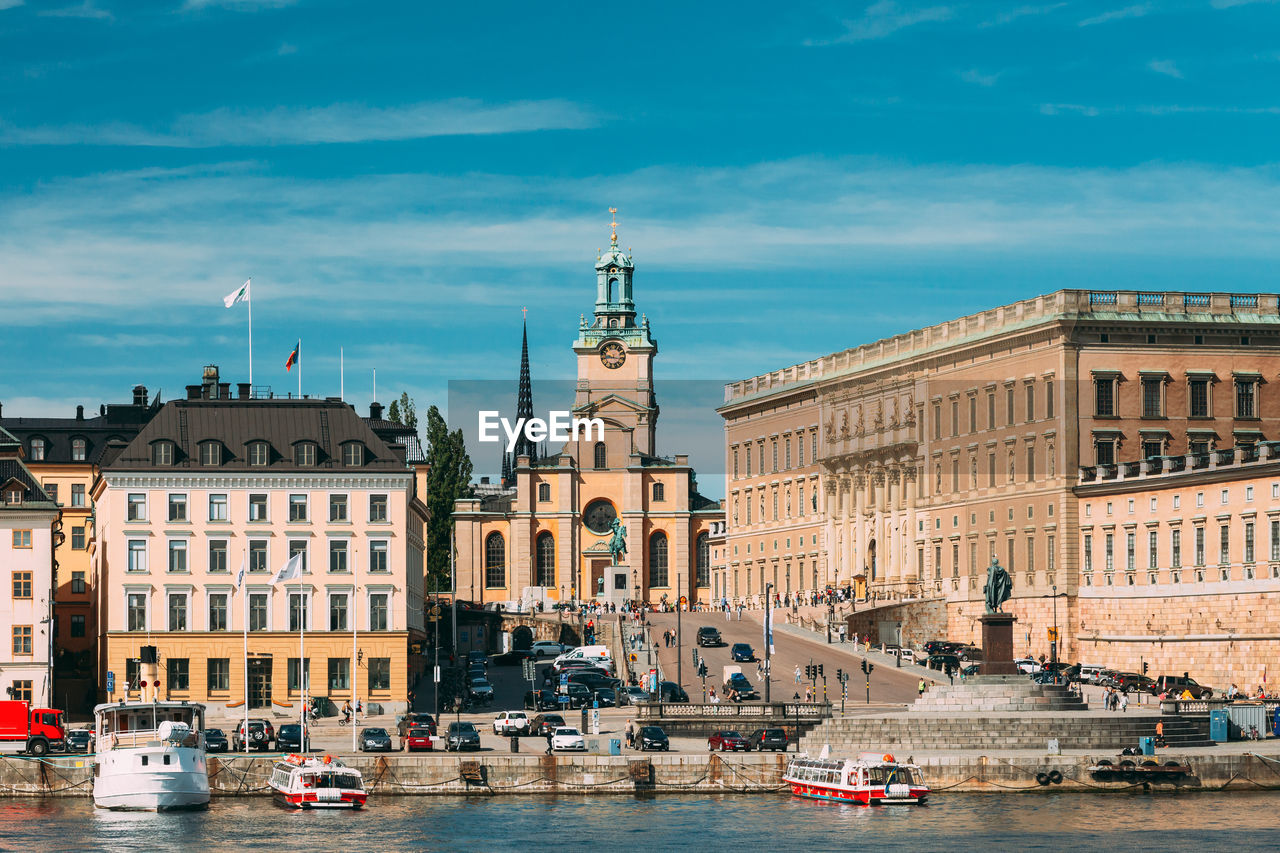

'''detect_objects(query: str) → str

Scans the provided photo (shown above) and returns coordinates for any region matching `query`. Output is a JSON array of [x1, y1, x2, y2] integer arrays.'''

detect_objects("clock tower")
[[571, 210, 659, 457]]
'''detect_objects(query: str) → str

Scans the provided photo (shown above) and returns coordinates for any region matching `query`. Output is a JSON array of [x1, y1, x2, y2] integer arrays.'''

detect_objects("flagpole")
[[352, 551, 358, 753], [248, 281, 254, 389], [299, 574, 306, 743], [242, 551, 249, 755], [298, 338, 303, 399], [340, 347, 345, 402]]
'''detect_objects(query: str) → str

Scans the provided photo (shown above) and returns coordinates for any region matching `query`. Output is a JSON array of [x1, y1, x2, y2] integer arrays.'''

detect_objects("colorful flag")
[[272, 552, 304, 584], [285, 340, 300, 372], [223, 279, 250, 308], [235, 550, 247, 588]]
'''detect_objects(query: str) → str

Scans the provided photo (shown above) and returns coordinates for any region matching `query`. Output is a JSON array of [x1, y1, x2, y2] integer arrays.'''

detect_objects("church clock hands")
[[599, 342, 626, 369]]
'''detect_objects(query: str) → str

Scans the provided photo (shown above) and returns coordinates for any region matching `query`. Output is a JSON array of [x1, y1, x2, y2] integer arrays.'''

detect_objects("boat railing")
[[103, 729, 204, 750]]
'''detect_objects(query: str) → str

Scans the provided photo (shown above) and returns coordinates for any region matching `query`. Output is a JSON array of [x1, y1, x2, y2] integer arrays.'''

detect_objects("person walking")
[[795, 665, 802, 685], [546, 730, 555, 755], [1119, 690, 1129, 712], [626, 719, 635, 749], [918, 678, 927, 698]]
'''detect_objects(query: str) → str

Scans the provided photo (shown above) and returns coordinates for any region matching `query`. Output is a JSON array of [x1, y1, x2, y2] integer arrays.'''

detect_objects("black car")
[[561, 683, 593, 709], [926, 653, 962, 672], [397, 712, 438, 738], [445, 721, 481, 752], [725, 673, 759, 700], [530, 713, 566, 737], [748, 727, 789, 751], [65, 728, 95, 753], [358, 727, 393, 752], [697, 627, 724, 647], [277, 723, 311, 752], [636, 725, 669, 751], [525, 689, 560, 711], [202, 728, 228, 753], [1153, 675, 1214, 699], [567, 671, 622, 693], [730, 643, 756, 662], [592, 689, 616, 708], [467, 650, 488, 669], [656, 681, 689, 703]]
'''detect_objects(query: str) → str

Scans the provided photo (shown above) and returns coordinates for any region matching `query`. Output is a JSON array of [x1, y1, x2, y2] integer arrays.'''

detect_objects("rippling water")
[[2, 792, 1278, 852]]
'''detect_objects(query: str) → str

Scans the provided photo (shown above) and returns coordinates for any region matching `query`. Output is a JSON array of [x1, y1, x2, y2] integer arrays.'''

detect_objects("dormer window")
[[295, 442, 317, 467], [341, 443, 364, 467], [199, 441, 222, 466], [248, 441, 270, 467], [71, 438, 87, 462], [29, 438, 45, 461], [5, 489, 21, 505], [152, 441, 175, 466]]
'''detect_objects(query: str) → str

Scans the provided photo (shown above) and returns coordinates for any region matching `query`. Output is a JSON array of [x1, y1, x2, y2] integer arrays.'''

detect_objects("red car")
[[404, 727, 435, 752], [708, 730, 750, 751]]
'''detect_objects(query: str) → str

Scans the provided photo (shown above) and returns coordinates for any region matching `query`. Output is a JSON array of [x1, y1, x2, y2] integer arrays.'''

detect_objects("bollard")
[[510, 735, 519, 753]]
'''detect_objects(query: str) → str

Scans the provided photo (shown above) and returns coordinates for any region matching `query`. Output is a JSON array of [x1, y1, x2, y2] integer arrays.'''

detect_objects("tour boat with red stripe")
[[784, 751, 929, 805], [269, 754, 367, 809]]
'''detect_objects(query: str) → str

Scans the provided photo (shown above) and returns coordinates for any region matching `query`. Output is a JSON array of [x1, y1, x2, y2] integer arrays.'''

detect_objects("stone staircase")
[[911, 676, 1089, 713]]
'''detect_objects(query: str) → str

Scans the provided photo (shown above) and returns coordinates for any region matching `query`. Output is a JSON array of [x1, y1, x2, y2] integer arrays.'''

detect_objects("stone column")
[[885, 466, 901, 588], [824, 479, 838, 587], [903, 463, 918, 585]]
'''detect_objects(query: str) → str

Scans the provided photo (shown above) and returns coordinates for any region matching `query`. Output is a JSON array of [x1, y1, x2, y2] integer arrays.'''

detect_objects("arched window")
[[29, 437, 46, 461], [649, 532, 668, 588], [294, 442, 317, 466], [608, 277, 617, 302], [652, 482, 665, 502], [342, 442, 364, 467], [535, 532, 555, 587], [696, 532, 710, 588], [593, 442, 607, 470], [71, 438, 87, 462], [248, 441, 270, 466], [199, 441, 221, 466], [152, 441, 174, 466], [537, 483, 551, 502], [485, 533, 506, 589]]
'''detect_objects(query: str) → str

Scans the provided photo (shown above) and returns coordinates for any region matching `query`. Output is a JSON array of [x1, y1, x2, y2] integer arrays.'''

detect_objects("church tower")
[[572, 210, 660, 458]]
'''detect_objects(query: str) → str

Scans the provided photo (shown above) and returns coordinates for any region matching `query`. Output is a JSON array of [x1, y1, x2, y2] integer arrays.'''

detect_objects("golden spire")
[[609, 207, 619, 246]]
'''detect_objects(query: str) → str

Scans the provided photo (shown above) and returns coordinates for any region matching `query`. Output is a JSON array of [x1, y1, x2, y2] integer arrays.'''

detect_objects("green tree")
[[398, 391, 418, 430], [387, 399, 401, 423], [424, 404, 472, 589]]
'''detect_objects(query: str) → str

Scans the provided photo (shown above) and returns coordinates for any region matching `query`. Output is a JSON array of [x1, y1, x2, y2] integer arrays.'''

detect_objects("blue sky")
[[3, 0, 1280, 491]]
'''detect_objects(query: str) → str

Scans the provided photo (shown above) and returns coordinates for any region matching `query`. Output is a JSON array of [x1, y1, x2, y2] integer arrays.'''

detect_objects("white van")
[[1079, 664, 1105, 683], [553, 645, 614, 671]]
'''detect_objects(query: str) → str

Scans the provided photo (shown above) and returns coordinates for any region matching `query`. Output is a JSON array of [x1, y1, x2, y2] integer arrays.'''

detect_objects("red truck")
[[0, 700, 67, 756]]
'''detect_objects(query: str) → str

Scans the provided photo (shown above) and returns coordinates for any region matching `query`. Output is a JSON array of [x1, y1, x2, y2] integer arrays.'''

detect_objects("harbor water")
[[1, 792, 1278, 851]]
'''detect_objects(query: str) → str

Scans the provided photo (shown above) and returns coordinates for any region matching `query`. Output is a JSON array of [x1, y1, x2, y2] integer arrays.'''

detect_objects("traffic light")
[[860, 660, 867, 674], [867, 662, 874, 675], [837, 668, 844, 683], [1142, 661, 1148, 675], [817, 664, 824, 679]]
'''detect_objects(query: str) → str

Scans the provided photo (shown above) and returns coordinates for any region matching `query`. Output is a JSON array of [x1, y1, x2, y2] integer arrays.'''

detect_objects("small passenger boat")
[[269, 753, 367, 809], [92, 699, 210, 811], [783, 751, 929, 805]]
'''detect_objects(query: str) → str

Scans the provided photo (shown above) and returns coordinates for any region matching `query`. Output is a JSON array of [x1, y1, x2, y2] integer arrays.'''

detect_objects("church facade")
[[453, 220, 723, 608]]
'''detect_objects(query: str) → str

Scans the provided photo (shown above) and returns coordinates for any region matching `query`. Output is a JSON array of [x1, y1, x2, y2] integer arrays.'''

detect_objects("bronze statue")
[[608, 518, 628, 564], [984, 556, 1012, 614]]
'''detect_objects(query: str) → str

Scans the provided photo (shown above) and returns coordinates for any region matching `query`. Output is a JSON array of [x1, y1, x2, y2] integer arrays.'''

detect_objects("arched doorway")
[[511, 625, 533, 651], [868, 539, 877, 583]]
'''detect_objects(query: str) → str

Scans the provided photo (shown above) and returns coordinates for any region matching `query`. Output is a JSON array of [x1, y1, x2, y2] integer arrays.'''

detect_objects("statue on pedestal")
[[984, 557, 1012, 614], [608, 518, 628, 564]]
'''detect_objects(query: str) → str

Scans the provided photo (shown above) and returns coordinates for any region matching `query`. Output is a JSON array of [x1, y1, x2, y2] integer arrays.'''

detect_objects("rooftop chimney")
[[202, 365, 219, 398], [218, 382, 230, 400], [76, 405, 84, 420], [186, 384, 202, 400], [238, 383, 251, 400], [370, 402, 384, 420]]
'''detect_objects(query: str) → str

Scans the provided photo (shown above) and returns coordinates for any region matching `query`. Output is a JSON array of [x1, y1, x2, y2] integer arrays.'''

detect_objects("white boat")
[[783, 751, 930, 805], [269, 754, 367, 809], [92, 700, 210, 811]]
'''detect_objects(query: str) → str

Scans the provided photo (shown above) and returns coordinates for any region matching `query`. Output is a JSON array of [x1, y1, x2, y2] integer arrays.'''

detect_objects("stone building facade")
[[721, 290, 1280, 663]]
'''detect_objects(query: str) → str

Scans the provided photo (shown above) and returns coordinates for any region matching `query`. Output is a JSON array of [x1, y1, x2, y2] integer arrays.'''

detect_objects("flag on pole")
[[285, 340, 300, 372], [235, 550, 247, 588], [223, 279, 251, 308], [272, 552, 304, 584]]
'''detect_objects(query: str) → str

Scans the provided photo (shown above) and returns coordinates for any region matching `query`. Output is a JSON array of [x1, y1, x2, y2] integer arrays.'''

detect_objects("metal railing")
[[637, 701, 831, 720]]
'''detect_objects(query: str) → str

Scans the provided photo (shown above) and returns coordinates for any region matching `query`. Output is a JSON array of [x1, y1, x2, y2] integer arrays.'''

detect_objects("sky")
[[3, 0, 1280, 494]]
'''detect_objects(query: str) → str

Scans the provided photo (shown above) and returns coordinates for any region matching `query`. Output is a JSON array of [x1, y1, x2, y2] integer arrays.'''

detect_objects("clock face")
[[583, 499, 617, 534], [600, 342, 626, 369]]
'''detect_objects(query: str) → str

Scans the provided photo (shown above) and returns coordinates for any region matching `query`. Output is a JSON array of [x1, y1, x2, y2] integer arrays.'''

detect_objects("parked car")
[[561, 683, 594, 709], [592, 689, 616, 708], [898, 649, 917, 664], [469, 677, 496, 703], [567, 670, 621, 693], [530, 641, 572, 659], [621, 686, 651, 706], [730, 643, 756, 662], [697, 626, 724, 647], [445, 721, 481, 752], [553, 659, 609, 676], [358, 727, 393, 752], [404, 727, 435, 752], [960, 663, 981, 678], [1079, 664, 1106, 684], [1114, 673, 1157, 694], [725, 673, 759, 700], [1015, 658, 1043, 675], [231, 719, 275, 752], [1153, 675, 1214, 699], [276, 723, 311, 752], [551, 726, 586, 752], [1031, 671, 1066, 685], [467, 650, 488, 669], [708, 730, 750, 751], [926, 653, 961, 672], [530, 713, 566, 737], [397, 712, 437, 738], [956, 645, 984, 662], [525, 689, 560, 711], [65, 727, 95, 753], [493, 711, 530, 736], [748, 728, 789, 751], [656, 682, 689, 703], [635, 725, 669, 751], [924, 640, 962, 656]]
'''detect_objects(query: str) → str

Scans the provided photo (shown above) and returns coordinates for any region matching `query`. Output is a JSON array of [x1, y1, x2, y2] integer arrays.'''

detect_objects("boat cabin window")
[[163, 755, 171, 765], [141, 756, 148, 766]]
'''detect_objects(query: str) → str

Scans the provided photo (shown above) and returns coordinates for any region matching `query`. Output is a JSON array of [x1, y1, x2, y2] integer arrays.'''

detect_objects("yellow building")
[[454, 221, 723, 607]]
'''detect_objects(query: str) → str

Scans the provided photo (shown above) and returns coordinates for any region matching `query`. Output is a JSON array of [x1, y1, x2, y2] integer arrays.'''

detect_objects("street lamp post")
[[764, 582, 773, 704], [676, 599, 682, 697], [1051, 584, 1059, 666]]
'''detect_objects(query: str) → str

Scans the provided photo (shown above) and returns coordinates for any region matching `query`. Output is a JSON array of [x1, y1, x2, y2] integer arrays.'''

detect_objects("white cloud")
[[1079, 4, 1151, 26], [1147, 59, 1183, 79], [0, 99, 597, 147], [182, 0, 299, 10], [980, 3, 1066, 27], [808, 1, 955, 45], [1039, 103, 1101, 116], [39, 0, 111, 18], [0, 1, 25, 10], [1211, 0, 1279, 7], [958, 68, 1003, 87]]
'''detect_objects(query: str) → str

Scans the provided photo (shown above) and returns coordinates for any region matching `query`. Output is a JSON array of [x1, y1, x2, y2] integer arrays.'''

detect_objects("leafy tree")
[[387, 399, 401, 423], [424, 405, 473, 589], [398, 391, 418, 430]]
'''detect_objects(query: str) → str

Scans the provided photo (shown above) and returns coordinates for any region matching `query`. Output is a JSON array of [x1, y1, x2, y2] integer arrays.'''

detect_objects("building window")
[[250, 540, 268, 573], [289, 494, 308, 522], [1095, 439, 1116, 467], [988, 453, 996, 488], [166, 659, 189, 692], [12, 625, 32, 655], [1026, 537, 1035, 572], [1171, 529, 1182, 568], [1245, 521, 1255, 563], [127, 540, 147, 573], [1142, 440, 1163, 460], [329, 593, 349, 631], [1126, 532, 1135, 571], [30, 438, 46, 461], [1189, 378, 1210, 418], [326, 494, 347, 523], [168, 540, 187, 573], [745, 448, 751, 477], [1148, 530, 1158, 568], [368, 658, 391, 692], [1220, 525, 1230, 564], [1236, 378, 1258, 418], [168, 593, 188, 631], [533, 532, 555, 588], [209, 493, 228, 522], [71, 483, 85, 507], [696, 532, 711, 587], [1006, 387, 1015, 425], [933, 404, 941, 440], [649, 532, 669, 588], [369, 494, 388, 523], [209, 539, 228, 573], [797, 438, 804, 467], [785, 437, 792, 469], [370, 540, 389, 573], [127, 593, 147, 631], [369, 593, 389, 631], [772, 439, 779, 473], [1026, 446, 1035, 482], [969, 396, 977, 433], [152, 441, 174, 466], [1104, 533, 1114, 571], [168, 493, 187, 522], [44, 482, 58, 504], [295, 442, 317, 466], [12, 571, 32, 599], [342, 443, 364, 467], [127, 493, 146, 521], [249, 593, 268, 631], [1272, 520, 1280, 562], [288, 658, 310, 692], [485, 533, 506, 588], [812, 432, 818, 464], [208, 593, 228, 631], [1094, 377, 1116, 417], [329, 540, 348, 573], [208, 659, 230, 692], [248, 441, 270, 466], [328, 658, 350, 691], [538, 483, 551, 502], [951, 400, 959, 437], [288, 592, 310, 631], [199, 442, 221, 466], [652, 482, 665, 502], [593, 442, 607, 469], [1025, 383, 1035, 421], [732, 448, 739, 479], [1047, 535, 1056, 572], [289, 540, 308, 573], [1195, 527, 1205, 566], [1142, 378, 1163, 418], [70, 614, 86, 637], [71, 571, 85, 593]]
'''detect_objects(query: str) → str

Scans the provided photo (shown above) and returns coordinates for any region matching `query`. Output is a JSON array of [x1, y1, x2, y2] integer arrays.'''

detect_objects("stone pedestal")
[[979, 613, 1018, 676]]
